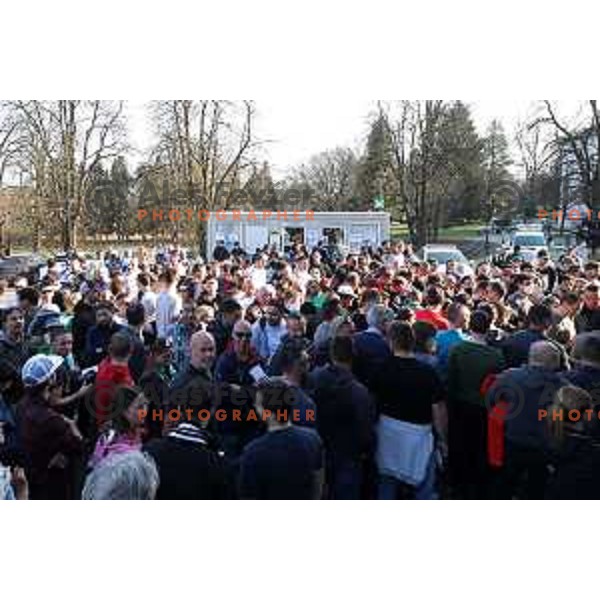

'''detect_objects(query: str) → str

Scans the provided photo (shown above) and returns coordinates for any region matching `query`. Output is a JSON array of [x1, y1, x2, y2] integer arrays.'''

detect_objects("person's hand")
[[75, 383, 93, 399], [11, 467, 28, 500]]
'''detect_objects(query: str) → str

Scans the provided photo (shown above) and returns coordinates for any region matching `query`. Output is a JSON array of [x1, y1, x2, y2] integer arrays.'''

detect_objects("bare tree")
[[537, 100, 600, 210], [515, 108, 560, 218], [383, 101, 459, 245], [289, 147, 358, 211], [0, 105, 19, 187], [146, 100, 259, 246], [8, 100, 127, 250]]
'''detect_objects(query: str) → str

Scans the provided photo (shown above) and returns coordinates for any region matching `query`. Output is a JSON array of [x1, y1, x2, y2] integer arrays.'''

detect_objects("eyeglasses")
[[235, 332, 252, 340]]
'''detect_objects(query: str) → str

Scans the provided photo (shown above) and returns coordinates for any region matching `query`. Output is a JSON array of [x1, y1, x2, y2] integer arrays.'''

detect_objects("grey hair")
[[528, 341, 561, 370], [366, 304, 393, 331], [82, 451, 159, 500]]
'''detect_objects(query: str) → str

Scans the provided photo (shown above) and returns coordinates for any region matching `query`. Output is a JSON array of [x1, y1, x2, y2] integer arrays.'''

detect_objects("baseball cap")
[[337, 285, 357, 298], [21, 354, 64, 387]]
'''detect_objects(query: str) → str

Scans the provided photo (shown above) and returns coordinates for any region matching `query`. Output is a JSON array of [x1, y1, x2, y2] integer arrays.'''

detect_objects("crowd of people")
[[1, 237, 600, 500]]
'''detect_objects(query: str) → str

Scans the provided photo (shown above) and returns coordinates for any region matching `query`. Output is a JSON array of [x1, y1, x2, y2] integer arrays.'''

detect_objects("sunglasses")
[[234, 332, 252, 340]]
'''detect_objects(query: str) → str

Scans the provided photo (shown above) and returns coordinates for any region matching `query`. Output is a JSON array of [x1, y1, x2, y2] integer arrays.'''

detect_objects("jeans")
[[378, 453, 438, 500]]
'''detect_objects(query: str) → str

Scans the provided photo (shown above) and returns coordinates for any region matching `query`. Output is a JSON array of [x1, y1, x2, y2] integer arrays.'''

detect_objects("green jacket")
[[448, 340, 505, 407]]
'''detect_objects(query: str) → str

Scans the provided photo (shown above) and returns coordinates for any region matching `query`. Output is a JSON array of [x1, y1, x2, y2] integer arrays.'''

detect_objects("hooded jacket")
[[489, 365, 568, 450]]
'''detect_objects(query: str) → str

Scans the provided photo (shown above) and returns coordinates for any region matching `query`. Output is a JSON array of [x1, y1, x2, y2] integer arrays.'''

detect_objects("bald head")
[[190, 331, 216, 370], [233, 319, 252, 336], [529, 341, 561, 371]]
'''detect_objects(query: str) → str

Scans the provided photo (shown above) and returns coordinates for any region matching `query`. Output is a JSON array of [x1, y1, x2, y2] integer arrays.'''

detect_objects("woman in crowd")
[[89, 386, 147, 469]]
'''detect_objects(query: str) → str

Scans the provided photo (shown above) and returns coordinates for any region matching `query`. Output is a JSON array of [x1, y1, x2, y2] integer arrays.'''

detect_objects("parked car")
[[509, 229, 549, 262], [418, 244, 474, 277]]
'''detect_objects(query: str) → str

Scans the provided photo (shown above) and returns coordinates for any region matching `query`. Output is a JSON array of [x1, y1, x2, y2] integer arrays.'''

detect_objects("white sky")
[[124, 100, 585, 177]]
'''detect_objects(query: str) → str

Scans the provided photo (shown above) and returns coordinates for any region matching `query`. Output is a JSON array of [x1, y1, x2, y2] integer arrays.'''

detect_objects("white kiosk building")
[[205, 211, 391, 256]]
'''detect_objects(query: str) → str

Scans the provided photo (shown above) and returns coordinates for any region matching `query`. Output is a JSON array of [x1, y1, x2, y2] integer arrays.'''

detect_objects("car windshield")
[[426, 250, 466, 264], [514, 234, 545, 246]]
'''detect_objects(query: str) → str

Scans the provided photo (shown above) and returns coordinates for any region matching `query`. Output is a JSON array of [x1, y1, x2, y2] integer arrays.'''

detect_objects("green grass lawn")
[[391, 222, 483, 242]]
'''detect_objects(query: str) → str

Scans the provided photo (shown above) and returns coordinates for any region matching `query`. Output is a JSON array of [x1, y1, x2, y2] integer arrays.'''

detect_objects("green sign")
[[373, 196, 385, 210]]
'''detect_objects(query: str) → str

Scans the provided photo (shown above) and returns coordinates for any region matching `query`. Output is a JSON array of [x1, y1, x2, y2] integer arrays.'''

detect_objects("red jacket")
[[94, 358, 134, 426]]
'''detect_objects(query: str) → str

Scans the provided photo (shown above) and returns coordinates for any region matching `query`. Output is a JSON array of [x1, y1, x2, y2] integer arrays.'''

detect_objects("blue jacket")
[[489, 366, 567, 449]]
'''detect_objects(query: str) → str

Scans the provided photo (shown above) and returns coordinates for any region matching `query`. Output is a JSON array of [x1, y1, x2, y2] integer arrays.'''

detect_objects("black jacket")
[[168, 363, 214, 412], [546, 433, 600, 499], [308, 363, 376, 461], [83, 321, 124, 368], [144, 424, 232, 499]]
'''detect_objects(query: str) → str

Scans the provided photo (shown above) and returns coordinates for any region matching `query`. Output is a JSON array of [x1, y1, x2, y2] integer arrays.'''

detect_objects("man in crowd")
[[415, 286, 449, 330], [94, 332, 134, 431], [17, 354, 84, 499], [17, 287, 40, 334], [0, 307, 28, 373], [549, 291, 580, 348], [214, 319, 264, 456], [156, 268, 182, 340], [169, 331, 216, 424], [144, 413, 232, 499], [375, 321, 445, 500], [268, 312, 309, 376], [278, 338, 317, 429], [352, 304, 394, 390], [447, 310, 505, 498], [564, 332, 600, 408], [502, 303, 555, 368], [575, 282, 600, 333], [84, 302, 123, 367], [124, 302, 151, 384], [251, 301, 287, 362], [238, 379, 324, 500], [208, 299, 242, 356], [435, 302, 471, 377], [490, 341, 565, 499], [310, 335, 375, 499]]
